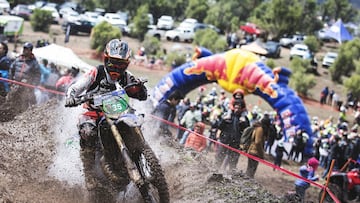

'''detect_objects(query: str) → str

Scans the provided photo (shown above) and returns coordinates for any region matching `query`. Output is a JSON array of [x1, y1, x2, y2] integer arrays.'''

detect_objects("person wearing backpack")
[[215, 100, 249, 172], [246, 114, 271, 178]]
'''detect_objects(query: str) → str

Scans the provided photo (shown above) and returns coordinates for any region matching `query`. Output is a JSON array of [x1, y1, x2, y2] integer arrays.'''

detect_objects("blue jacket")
[[294, 165, 318, 188]]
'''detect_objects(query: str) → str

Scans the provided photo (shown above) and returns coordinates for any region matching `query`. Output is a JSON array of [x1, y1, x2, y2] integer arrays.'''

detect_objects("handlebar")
[[65, 79, 148, 108]]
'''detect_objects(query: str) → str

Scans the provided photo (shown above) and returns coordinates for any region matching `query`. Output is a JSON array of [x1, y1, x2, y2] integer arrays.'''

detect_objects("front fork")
[[105, 117, 145, 187]]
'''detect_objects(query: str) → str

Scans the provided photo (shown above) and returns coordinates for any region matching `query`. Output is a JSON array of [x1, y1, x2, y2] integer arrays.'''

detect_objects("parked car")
[[0, 0, 10, 13], [179, 18, 198, 28], [28, 0, 46, 12], [116, 10, 129, 24], [40, 5, 60, 24], [62, 19, 93, 35], [59, 7, 76, 18], [10, 4, 32, 20], [62, 10, 80, 23], [207, 24, 222, 34], [290, 44, 317, 67], [81, 11, 100, 25], [165, 27, 194, 42], [156, 15, 174, 30], [279, 34, 305, 48], [146, 25, 166, 40], [316, 28, 332, 41], [103, 13, 130, 35], [58, 1, 84, 14], [322, 52, 338, 68], [264, 41, 281, 58]]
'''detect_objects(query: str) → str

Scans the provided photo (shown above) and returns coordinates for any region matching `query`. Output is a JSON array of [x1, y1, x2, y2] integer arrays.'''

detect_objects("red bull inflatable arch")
[[151, 48, 314, 155]]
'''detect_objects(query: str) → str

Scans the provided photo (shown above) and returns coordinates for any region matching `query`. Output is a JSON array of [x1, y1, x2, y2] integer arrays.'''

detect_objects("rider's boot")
[[79, 123, 98, 190]]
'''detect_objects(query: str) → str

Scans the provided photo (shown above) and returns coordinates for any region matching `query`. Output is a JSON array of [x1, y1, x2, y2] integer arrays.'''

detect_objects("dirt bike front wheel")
[[135, 143, 169, 203]]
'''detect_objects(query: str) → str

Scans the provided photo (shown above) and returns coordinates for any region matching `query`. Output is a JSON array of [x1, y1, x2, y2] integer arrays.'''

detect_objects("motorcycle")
[[319, 168, 360, 203], [69, 82, 170, 203]]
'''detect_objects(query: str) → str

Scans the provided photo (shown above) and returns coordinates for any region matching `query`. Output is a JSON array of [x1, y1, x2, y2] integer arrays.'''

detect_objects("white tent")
[[33, 44, 93, 73]]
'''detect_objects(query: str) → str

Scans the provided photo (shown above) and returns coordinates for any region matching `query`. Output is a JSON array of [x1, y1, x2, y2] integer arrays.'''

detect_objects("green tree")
[[299, 0, 323, 35], [344, 60, 360, 99], [90, 21, 122, 53], [131, 4, 150, 41], [304, 35, 320, 53], [204, 0, 254, 32], [30, 9, 53, 33], [193, 28, 227, 53], [320, 0, 358, 23], [266, 59, 276, 69], [250, 0, 321, 39], [142, 35, 161, 55], [330, 38, 360, 83], [289, 58, 316, 96], [185, 0, 208, 22]]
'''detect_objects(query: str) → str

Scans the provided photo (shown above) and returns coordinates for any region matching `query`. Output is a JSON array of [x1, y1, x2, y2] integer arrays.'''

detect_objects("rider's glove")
[[65, 96, 76, 107]]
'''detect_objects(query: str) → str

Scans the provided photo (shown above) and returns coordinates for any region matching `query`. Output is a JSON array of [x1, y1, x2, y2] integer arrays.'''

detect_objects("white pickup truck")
[[146, 25, 166, 40], [279, 34, 305, 48], [165, 27, 194, 43]]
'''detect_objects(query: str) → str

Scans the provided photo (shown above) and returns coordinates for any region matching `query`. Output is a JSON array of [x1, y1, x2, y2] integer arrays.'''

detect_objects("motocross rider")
[[65, 39, 148, 189]]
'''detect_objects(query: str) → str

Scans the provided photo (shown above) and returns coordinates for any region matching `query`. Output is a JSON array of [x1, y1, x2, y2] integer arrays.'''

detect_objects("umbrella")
[[240, 41, 268, 55], [240, 23, 261, 35]]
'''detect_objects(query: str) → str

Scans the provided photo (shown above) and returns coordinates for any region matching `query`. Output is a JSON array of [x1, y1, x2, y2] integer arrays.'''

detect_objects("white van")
[[0, 15, 24, 39]]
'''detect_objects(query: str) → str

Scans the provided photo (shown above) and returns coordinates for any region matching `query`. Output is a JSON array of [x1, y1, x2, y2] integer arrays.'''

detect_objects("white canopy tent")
[[33, 44, 93, 73]]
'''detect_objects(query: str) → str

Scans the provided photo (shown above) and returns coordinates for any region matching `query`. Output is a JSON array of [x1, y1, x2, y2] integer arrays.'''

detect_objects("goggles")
[[107, 58, 129, 70]]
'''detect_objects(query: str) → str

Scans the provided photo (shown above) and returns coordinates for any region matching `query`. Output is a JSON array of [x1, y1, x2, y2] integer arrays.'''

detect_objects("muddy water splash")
[[48, 105, 85, 186]]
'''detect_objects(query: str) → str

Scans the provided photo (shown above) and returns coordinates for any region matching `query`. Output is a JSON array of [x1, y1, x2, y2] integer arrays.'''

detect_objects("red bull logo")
[[233, 63, 278, 98], [184, 55, 228, 81]]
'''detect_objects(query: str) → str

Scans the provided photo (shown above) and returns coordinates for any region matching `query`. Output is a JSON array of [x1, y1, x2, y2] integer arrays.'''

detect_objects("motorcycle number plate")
[[102, 97, 128, 114]]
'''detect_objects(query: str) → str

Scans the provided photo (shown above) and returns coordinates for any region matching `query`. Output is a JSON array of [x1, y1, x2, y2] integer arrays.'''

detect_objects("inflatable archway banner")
[[151, 48, 313, 155]]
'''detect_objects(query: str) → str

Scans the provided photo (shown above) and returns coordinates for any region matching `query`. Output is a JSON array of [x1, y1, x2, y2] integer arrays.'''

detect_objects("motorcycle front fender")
[[117, 113, 144, 127]]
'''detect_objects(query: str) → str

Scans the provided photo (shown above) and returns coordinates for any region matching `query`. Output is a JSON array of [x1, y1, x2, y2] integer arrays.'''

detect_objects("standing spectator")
[[229, 88, 245, 111], [0, 41, 11, 97], [207, 114, 221, 152], [331, 92, 339, 109], [318, 137, 330, 168], [36, 58, 51, 104], [43, 62, 60, 90], [288, 129, 306, 162], [328, 89, 335, 105], [264, 120, 277, 154], [273, 141, 288, 170], [215, 101, 249, 171], [6, 42, 41, 115], [179, 102, 202, 144], [349, 132, 360, 170], [39, 59, 51, 85], [230, 32, 238, 48], [322, 135, 342, 179], [184, 121, 207, 152], [320, 86, 329, 105], [176, 98, 190, 140], [153, 90, 183, 136], [246, 115, 271, 178], [55, 66, 79, 93], [294, 157, 319, 203]]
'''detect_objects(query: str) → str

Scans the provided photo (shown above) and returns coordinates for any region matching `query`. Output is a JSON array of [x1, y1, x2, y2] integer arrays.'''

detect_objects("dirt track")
[[0, 98, 295, 203], [0, 21, 341, 203]]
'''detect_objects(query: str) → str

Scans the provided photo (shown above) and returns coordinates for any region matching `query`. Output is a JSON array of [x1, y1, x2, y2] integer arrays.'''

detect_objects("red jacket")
[[185, 122, 207, 152]]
